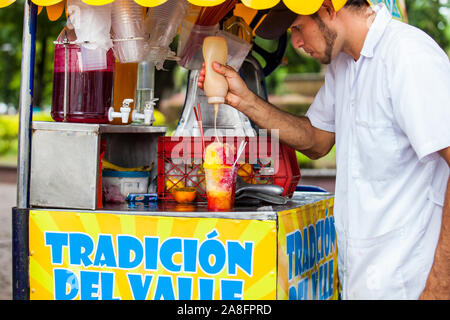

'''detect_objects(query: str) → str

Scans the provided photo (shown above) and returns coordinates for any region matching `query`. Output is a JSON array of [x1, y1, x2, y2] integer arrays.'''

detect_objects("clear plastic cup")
[[178, 23, 219, 70], [111, 0, 144, 63], [204, 166, 237, 211], [144, 0, 189, 69], [112, 38, 144, 63]]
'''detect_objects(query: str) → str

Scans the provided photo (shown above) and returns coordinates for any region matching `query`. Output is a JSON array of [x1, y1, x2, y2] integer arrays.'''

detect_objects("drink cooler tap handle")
[[108, 98, 134, 123]]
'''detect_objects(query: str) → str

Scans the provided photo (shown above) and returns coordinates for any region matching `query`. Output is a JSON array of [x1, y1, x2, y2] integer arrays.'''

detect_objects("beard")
[[311, 14, 337, 64]]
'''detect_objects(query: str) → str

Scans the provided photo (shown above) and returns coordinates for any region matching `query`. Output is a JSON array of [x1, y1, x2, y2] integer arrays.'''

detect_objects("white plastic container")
[[202, 36, 229, 104], [102, 170, 149, 203]]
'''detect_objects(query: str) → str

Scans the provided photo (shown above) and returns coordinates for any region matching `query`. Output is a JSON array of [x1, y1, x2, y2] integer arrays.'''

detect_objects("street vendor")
[[198, 0, 450, 299]]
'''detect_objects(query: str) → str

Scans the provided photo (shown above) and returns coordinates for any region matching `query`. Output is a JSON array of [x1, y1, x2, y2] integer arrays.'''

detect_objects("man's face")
[[290, 14, 338, 64]]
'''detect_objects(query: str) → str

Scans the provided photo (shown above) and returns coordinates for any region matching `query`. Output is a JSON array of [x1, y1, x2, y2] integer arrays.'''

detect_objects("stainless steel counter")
[[31, 121, 167, 134], [31, 192, 333, 221]]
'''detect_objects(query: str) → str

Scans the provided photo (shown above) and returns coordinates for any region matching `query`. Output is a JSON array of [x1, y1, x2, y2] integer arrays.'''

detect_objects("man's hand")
[[198, 61, 254, 111]]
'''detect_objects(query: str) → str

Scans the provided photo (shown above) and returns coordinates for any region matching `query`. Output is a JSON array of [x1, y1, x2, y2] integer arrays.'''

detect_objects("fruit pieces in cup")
[[203, 142, 237, 211], [204, 166, 237, 211]]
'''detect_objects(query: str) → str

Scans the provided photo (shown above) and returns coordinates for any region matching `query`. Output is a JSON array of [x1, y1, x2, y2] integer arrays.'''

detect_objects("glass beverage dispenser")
[[51, 28, 115, 123]]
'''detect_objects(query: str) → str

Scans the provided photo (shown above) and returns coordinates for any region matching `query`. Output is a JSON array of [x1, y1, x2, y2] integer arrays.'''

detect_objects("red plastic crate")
[[157, 136, 301, 202]]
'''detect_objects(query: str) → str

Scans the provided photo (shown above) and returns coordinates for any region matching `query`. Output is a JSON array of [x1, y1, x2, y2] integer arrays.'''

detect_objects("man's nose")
[[291, 33, 304, 49]]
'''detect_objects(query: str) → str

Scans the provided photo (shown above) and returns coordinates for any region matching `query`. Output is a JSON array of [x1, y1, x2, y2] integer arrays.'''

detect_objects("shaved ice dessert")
[[203, 142, 237, 211]]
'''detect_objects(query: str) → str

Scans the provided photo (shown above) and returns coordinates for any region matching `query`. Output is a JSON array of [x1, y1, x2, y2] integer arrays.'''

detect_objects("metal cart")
[[11, 0, 340, 300]]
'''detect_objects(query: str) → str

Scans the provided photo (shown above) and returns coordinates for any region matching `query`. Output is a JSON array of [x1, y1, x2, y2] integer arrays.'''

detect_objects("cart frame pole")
[[16, 0, 37, 209]]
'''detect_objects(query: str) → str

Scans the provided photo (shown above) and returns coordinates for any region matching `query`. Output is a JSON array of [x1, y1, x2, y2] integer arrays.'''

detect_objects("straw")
[[193, 103, 206, 157], [232, 140, 247, 168]]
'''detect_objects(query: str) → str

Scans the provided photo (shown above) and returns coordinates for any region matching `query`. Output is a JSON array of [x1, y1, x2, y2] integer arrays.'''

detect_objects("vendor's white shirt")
[[306, 4, 450, 299]]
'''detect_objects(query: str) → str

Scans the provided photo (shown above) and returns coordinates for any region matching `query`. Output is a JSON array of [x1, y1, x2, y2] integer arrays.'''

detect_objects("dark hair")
[[344, 0, 370, 8]]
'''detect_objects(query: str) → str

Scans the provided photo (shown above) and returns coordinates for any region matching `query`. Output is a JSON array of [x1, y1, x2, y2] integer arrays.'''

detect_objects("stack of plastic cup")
[[145, 0, 189, 69], [111, 0, 144, 63]]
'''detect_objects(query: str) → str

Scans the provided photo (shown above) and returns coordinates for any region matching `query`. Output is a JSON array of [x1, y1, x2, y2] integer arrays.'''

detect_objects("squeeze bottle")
[[202, 36, 228, 104]]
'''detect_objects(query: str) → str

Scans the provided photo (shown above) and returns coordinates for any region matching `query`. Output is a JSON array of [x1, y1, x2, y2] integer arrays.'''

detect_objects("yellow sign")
[[29, 210, 277, 300], [277, 198, 339, 300]]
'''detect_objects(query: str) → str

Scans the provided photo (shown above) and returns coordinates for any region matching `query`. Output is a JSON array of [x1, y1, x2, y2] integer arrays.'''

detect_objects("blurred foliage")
[[0, 0, 66, 110], [0, 111, 52, 156], [406, 0, 450, 52], [296, 146, 337, 169], [0, 115, 19, 156]]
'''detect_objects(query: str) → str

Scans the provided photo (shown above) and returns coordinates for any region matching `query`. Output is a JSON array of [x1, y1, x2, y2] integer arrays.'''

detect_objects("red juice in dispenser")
[[51, 29, 115, 123]]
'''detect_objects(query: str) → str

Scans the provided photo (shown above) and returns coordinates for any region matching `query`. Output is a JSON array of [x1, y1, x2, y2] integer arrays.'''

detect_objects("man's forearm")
[[238, 93, 332, 159], [420, 176, 450, 299]]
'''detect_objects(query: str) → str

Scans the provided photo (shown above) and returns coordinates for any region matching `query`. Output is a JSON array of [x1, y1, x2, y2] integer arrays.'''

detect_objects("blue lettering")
[[183, 239, 198, 273], [199, 231, 226, 275], [199, 278, 214, 300], [221, 279, 243, 300], [69, 233, 94, 267], [288, 285, 297, 300], [295, 230, 302, 277], [302, 227, 309, 272], [324, 216, 330, 258], [227, 241, 253, 276], [153, 275, 175, 300], [316, 220, 323, 264], [118, 235, 143, 269], [80, 270, 99, 300], [128, 274, 153, 300], [308, 225, 316, 270], [286, 232, 295, 281], [299, 277, 308, 300], [328, 259, 334, 299], [93, 235, 117, 268], [45, 232, 68, 265], [318, 264, 324, 300], [160, 238, 182, 272], [144, 237, 159, 271], [100, 272, 120, 300], [54, 268, 78, 300], [311, 270, 318, 300], [177, 276, 193, 300], [329, 216, 336, 252]]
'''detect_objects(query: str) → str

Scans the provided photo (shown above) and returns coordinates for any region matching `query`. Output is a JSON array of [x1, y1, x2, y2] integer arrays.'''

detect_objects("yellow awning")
[[0, 0, 16, 8], [0, 0, 347, 14]]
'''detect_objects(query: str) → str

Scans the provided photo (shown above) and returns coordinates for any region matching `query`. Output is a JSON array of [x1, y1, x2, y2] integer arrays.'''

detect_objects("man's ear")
[[320, 0, 338, 21]]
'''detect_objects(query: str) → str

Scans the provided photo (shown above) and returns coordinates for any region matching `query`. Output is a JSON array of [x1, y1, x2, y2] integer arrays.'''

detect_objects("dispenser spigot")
[[132, 98, 158, 125], [108, 98, 134, 124]]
